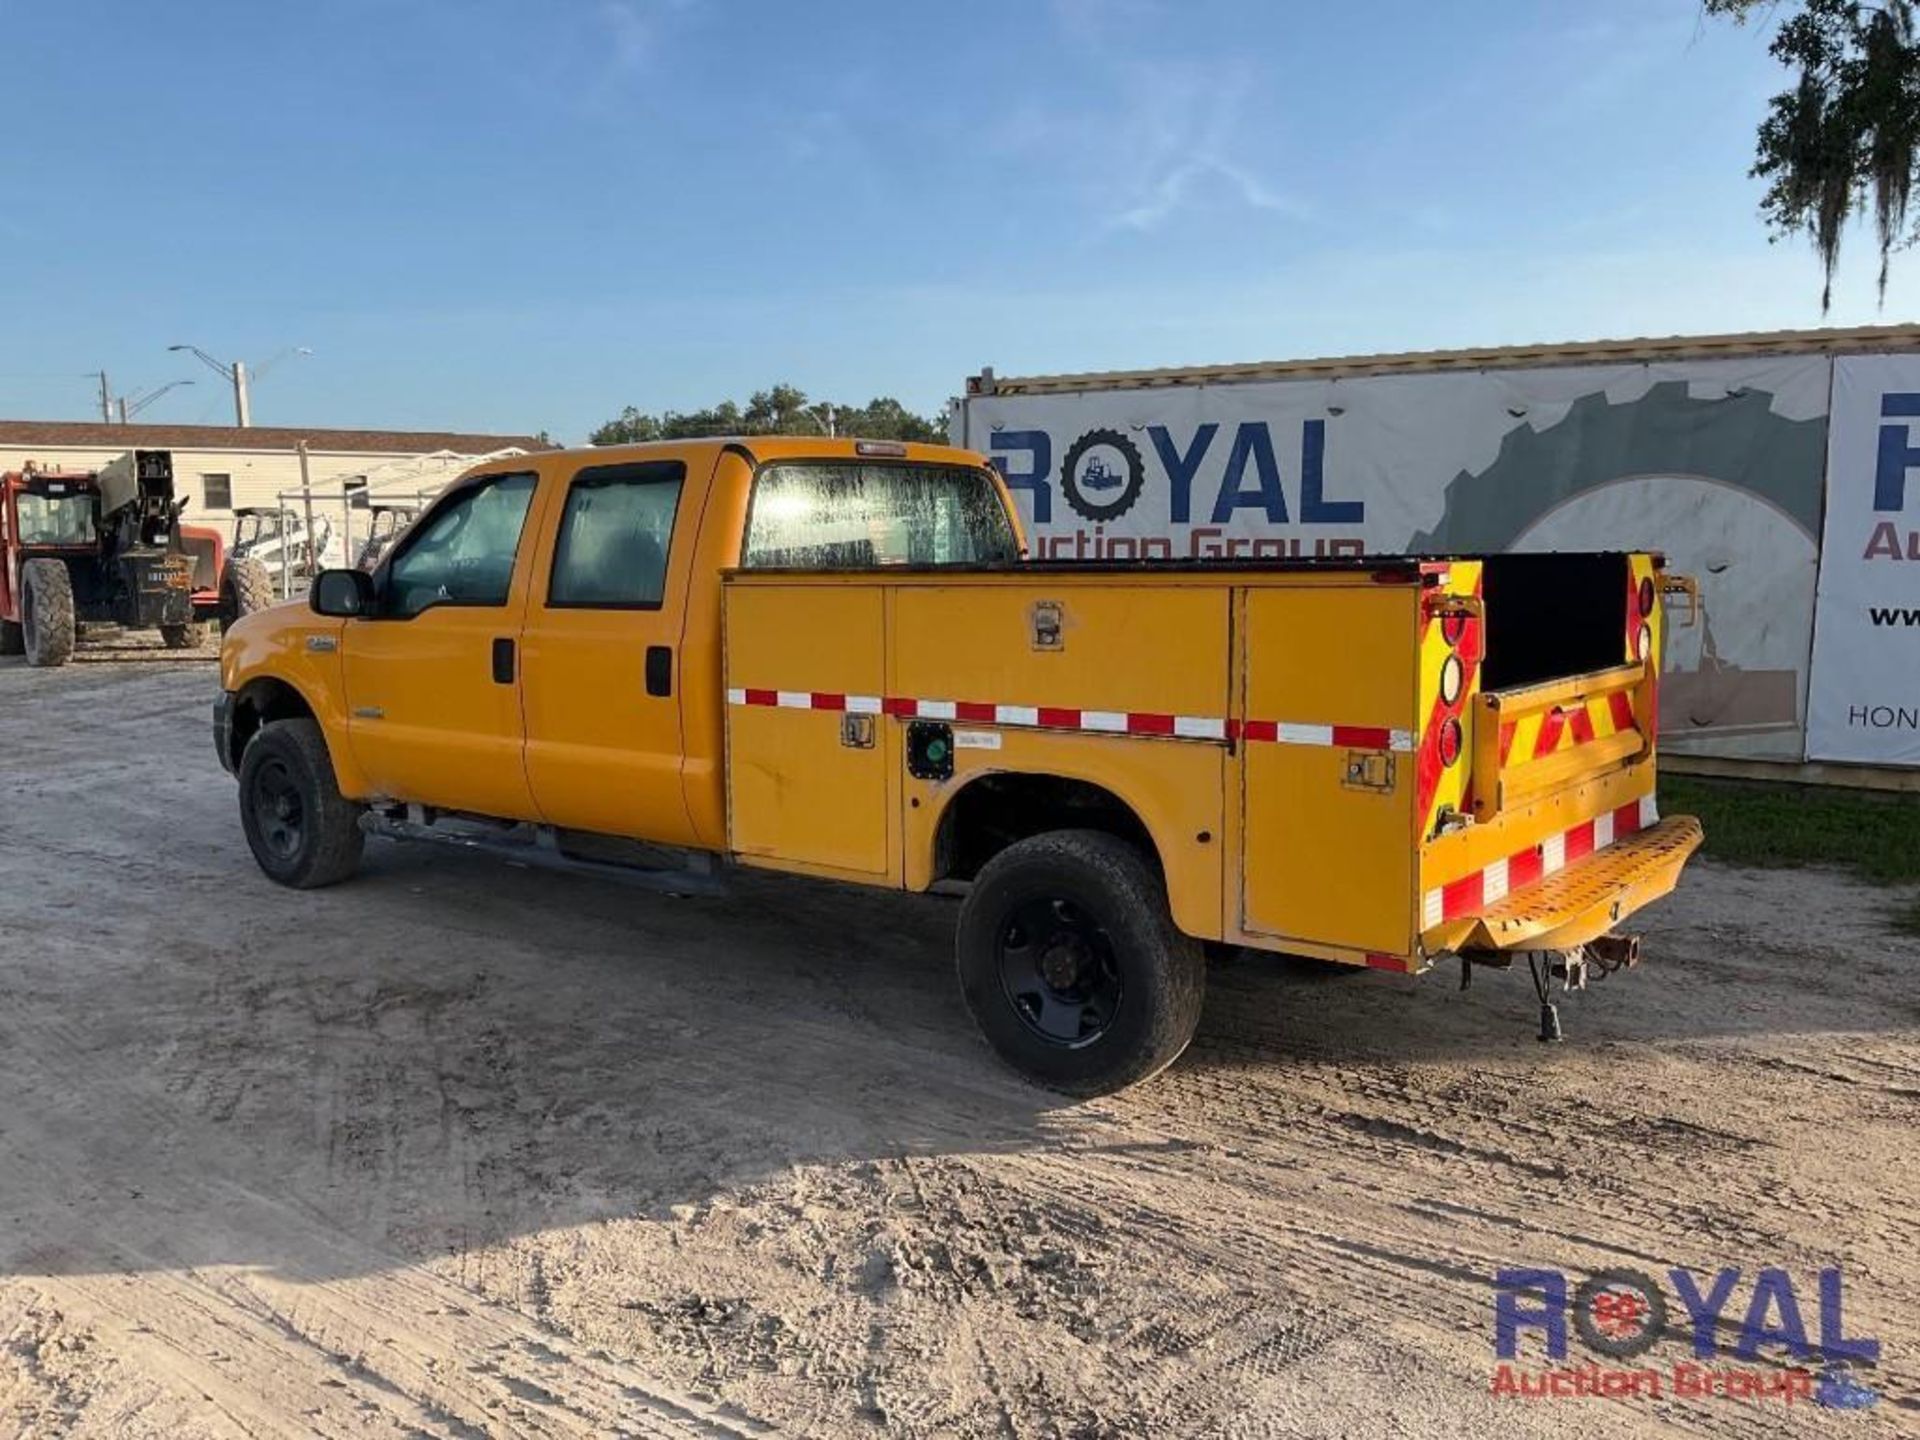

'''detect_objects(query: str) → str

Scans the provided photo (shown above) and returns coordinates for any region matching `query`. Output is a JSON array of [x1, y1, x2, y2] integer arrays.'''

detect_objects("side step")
[[360, 806, 727, 897]]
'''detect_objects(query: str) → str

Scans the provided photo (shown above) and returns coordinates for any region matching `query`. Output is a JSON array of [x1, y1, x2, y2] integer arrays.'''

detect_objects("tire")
[[956, 829, 1205, 1096], [160, 622, 205, 649], [237, 718, 365, 888], [220, 555, 275, 634], [20, 559, 76, 668], [0, 619, 21, 656]]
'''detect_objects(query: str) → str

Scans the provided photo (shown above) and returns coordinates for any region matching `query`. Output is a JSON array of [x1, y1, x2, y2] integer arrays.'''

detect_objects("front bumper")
[[213, 691, 236, 775]]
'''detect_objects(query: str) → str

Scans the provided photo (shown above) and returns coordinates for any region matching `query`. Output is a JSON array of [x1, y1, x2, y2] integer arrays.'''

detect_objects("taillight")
[[1440, 653, 1465, 705], [1638, 576, 1656, 616], [1636, 621, 1654, 661], [1439, 717, 1463, 766], [1441, 611, 1467, 647]]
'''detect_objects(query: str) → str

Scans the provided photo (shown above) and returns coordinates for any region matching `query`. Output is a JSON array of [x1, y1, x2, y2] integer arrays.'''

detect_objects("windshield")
[[16, 491, 95, 545], [742, 462, 1018, 569]]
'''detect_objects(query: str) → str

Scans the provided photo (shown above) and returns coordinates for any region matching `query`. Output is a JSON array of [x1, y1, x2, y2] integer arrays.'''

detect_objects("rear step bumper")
[[1444, 816, 1703, 954]]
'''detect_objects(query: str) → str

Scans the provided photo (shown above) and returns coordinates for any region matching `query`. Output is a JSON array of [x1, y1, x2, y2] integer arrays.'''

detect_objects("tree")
[[589, 384, 946, 447], [1712, 0, 1920, 308]]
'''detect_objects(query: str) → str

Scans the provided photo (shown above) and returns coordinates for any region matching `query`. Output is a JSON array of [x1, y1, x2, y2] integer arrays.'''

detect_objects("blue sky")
[[2, 0, 1913, 442]]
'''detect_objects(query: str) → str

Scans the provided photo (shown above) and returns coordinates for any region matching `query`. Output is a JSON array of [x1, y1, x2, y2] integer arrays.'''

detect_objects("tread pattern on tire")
[[222, 556, 276, 633], [957, 828, 1205, 1097], [160, 622, 205, 649], [238, 718, 365, 889], [21, 558, 76, 667]]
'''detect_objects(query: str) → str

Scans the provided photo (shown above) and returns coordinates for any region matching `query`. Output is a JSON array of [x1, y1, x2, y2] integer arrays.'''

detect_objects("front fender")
[[220, 606, 369, 797]]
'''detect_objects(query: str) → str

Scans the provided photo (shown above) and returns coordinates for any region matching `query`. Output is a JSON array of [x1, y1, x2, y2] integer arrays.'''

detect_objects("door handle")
[[645, 645, 672, 697], [491, 637, 515, 685]]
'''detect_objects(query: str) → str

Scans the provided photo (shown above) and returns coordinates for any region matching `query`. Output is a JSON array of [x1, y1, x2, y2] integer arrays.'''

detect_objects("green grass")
[[1663, 775, 1920, 886]]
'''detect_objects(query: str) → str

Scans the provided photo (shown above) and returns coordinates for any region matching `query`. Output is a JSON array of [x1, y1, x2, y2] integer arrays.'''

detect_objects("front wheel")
[[20, 559, 75, 667], [237, 718, 365, 888], [956, 830, 1205, 1096]]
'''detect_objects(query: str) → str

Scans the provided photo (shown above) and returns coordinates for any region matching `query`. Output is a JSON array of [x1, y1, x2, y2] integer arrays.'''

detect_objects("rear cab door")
[[517, 449, 711, 846]]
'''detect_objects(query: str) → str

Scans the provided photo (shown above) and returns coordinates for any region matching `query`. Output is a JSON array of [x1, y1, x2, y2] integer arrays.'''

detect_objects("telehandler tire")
[[957, 829, 1205, 1096], [20, 559, 76, 668], [161, 622, 205, 649], [238, 718, 365, 888], [220, 556, 275, 634]]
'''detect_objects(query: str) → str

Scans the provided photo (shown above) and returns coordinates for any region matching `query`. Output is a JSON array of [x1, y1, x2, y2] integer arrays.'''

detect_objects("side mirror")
[[310, 567, 375, 618]]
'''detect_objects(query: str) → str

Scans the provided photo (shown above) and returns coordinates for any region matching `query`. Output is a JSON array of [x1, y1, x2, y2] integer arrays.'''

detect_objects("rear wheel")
[[956, 830, 1205, 1096], [20, 559, 76, 667], [238, 718, 364, 888], [220, 555, 275, 634], [160, 622, 205, 649]]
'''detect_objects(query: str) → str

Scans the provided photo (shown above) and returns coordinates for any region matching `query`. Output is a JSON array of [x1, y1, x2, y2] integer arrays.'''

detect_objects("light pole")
[[116, 379, 195, 424], [167, 344, 311, 427]]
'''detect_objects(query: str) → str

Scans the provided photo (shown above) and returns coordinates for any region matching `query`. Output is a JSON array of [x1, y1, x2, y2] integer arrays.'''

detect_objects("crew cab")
[[216, 437, 1702, 1093]]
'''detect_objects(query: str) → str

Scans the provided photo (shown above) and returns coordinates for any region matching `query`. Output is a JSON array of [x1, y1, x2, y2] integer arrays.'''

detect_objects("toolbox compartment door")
[[1239, 584, 1417, 956], [724, 582, 893, 879]]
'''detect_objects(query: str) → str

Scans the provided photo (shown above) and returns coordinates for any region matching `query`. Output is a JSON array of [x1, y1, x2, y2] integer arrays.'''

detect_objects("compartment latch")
[[1342, 750, 1397, 793]]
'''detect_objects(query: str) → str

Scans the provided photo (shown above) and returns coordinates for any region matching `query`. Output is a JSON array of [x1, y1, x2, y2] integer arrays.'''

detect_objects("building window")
[[201, 473, 233, 509]]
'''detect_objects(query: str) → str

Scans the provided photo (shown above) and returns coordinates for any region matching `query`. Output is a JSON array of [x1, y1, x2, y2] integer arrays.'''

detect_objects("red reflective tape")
[[1442, 872, 1483, 921], [1608, 689, 1635, 732], [1568, 705, 1595, 745], [1365, 952, 1406, 972], [1613, 801, 1642, 837], [882, 696, 918, 718], [1036, 706, 1080, 729], [1332, 724, 1391, 750], [811, 691, 846, 711], [1127, 712, 1175, 736], [743, 688, 778, 708], [954, 700, 996, 723], [1564, 819, 1596, 863], [1533, 707, 1566, 759], [1508, 844, 1544, 892], [1241, 719, 1278, 744], [1499, 721, 1517, 764]]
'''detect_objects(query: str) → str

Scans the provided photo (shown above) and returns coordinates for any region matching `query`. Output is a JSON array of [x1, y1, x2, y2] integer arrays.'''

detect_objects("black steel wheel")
[[995, 895, 1125, 1047], [237, 718, 365, 888], [957, 829, 1205, 1096]]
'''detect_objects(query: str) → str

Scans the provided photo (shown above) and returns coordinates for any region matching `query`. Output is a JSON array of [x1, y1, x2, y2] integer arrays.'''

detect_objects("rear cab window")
[[742, 462, 1018, 569], [547, 460, 685, 608]]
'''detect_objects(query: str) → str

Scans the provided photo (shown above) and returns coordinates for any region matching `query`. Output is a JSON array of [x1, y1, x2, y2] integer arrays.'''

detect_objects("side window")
[[200, 473, 233, 509], [384, 471, 537, 619], [547, 460, 684, 608]]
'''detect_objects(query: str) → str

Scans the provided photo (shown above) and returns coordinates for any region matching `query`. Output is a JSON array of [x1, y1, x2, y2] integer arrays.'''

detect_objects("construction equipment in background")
[[0, 450, 273, 667], [230, 506, 344, 591], [354, 502, 419, 571]]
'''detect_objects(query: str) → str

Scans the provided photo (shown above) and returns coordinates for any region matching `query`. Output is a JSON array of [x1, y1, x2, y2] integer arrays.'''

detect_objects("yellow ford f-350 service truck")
[[215, 437, 1702, 1094]]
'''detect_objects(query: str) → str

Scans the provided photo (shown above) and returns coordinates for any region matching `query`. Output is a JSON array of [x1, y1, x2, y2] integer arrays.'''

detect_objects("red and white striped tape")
[[724, 688, 1413, 751], [1422, 793, 1660, 929]]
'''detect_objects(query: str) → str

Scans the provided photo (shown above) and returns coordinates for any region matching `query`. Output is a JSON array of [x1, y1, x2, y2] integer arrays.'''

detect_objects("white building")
[[0, 418, 548, 553]]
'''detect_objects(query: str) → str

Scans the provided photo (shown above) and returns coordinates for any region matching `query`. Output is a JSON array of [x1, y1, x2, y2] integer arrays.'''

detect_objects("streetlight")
[[167, 344, 312, 427], [117, 378, 195, 423]]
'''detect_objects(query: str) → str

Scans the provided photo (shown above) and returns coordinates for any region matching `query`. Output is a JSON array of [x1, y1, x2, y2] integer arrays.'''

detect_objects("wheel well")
[[933, 772, 1161, 883], [229, 677, 315, 768]]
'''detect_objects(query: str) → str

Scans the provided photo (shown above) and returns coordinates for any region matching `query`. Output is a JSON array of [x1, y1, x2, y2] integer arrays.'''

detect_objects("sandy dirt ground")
[[0, 639, 1916, 1437]]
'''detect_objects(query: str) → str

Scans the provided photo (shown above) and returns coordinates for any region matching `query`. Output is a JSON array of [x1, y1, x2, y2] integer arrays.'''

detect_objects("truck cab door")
[[339, 468, 545, 819], [517, 454, 705, 846]]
